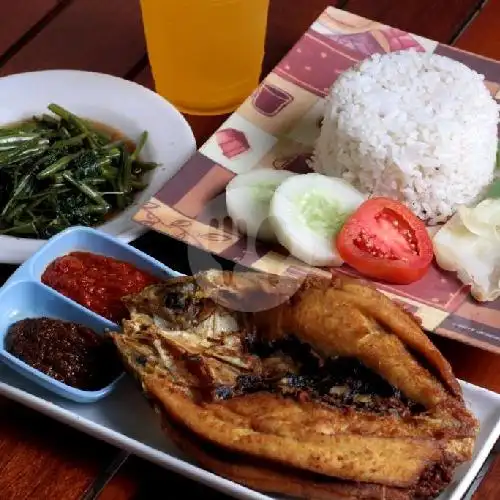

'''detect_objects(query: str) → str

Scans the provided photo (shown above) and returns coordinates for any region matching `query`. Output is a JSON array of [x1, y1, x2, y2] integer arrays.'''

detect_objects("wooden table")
[[0, 0, 499, 498]]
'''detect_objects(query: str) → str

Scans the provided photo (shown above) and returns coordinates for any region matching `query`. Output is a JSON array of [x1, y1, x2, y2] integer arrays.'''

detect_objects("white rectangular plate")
[[0, 363, 498, 500]]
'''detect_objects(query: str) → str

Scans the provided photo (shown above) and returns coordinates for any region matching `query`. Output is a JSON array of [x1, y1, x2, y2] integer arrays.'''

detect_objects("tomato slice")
[[336, 197, 434, 284]]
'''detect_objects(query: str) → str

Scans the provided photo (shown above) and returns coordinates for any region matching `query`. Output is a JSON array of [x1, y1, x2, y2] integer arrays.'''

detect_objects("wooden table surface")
[[0, 0, 499, 498]]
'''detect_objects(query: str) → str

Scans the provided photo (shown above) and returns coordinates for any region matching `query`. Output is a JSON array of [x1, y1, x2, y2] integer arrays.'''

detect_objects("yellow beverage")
[[139, 0, 270, 115]]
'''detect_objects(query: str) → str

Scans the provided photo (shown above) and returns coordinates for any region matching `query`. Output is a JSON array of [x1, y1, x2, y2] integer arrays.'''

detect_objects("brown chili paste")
[[5, 317, 121, 390]]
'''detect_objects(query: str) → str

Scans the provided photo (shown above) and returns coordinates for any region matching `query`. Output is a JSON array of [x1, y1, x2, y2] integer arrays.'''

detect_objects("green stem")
[[37, 153, 79, 180], [62, 172, 110, 209], [1, 170, 34, 218], [51, 133, 88, 149], [0, 221, 37, 235], [130, 131, 148, 162], [48, 104, 98, 148]]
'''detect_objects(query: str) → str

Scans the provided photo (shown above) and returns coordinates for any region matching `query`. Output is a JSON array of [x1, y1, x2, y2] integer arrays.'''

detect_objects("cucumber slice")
[[270, 173, 365, 266], [226, 168, 295, 241]]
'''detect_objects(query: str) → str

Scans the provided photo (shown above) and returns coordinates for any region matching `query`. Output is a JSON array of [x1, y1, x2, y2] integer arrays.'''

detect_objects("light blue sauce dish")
[[0, 226, 181, 403]]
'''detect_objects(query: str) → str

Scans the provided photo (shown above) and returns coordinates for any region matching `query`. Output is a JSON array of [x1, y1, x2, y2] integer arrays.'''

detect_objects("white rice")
[[312, 49, 499, 224]]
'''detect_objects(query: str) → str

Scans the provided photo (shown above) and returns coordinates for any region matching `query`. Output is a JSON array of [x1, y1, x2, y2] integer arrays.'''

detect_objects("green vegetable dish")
[[0, 103, 158, 238]]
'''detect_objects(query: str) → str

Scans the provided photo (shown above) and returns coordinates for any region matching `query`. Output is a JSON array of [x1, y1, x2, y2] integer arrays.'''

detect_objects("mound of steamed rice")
[[312, 49, 499, 224]]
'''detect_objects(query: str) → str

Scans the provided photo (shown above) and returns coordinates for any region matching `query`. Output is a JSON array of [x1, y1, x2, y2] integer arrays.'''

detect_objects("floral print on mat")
[[326, 32, 385, 57], [201, 114, 277, 174], [339, 263, 467, 310], [215, 128, 250, 159], [316, 7, 383, 35], [374, 27, 425, 53], [252, 83, 294, 117], [273, 152, 313, 174], [275, 30, 361, 97]]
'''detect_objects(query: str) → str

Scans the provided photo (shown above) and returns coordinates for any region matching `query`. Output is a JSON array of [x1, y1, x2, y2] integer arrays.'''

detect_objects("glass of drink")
[[139, 0, 270, 116]]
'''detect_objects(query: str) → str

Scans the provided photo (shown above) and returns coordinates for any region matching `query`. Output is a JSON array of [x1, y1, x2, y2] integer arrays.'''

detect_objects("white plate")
[[0, 70, 196, 264], [0, 364, 498, 500]]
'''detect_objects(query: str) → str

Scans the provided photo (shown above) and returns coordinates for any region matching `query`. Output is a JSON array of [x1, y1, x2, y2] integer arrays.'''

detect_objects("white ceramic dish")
[[0, 69, 196, 264], [0, 365, 498, 500]]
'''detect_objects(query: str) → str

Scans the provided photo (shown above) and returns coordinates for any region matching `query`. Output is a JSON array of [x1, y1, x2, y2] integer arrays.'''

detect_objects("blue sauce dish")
[[0, 226, 180, 403]]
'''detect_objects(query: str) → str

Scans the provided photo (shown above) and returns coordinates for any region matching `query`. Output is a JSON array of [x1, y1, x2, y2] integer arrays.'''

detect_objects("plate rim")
[[0, 377, 272, 500], [0, 69, 196, 265], [0, 373, 497, 500]]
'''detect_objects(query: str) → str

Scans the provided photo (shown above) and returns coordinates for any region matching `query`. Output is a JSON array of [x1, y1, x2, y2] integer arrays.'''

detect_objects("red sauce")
[[41, 251, 160, 323]]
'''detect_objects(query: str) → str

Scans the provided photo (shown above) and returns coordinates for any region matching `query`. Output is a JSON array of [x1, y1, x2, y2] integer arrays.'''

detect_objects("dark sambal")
[[41, 251, 160, 323], [5, 317, 122, 391]]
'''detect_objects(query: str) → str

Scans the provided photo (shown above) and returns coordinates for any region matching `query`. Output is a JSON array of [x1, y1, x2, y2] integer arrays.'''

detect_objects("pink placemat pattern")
[[134, 6, 500, 353]]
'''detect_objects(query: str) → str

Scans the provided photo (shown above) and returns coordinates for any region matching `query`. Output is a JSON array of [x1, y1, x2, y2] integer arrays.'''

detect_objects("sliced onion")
[[457, 199, 500, 241], [433, 212, 500, 302]]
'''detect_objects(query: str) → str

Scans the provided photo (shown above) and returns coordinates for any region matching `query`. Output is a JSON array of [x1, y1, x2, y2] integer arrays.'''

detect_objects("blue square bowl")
[[0, 226, 181, 403], [0, 280, 124, 403]]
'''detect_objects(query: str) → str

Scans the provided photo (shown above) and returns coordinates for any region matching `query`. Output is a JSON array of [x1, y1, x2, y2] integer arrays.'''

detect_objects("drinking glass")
[[139, 0, 270, 115]]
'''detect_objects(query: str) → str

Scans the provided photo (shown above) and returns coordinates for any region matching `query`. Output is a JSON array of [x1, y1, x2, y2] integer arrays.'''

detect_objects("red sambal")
[[41, 251, 160, 323]]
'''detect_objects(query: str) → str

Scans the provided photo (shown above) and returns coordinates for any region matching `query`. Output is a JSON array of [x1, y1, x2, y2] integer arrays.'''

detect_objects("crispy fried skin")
[[196, 271, 461, 405], [161, 415, 414, 500], [111, 270, 479, 499], [334, 281, 461, 397], [143, 374, 441, 487], [252, 287, 455, 408]]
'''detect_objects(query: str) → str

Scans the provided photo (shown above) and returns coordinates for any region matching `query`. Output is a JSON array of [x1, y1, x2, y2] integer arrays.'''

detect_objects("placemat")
[[133, 6, 500, 353]]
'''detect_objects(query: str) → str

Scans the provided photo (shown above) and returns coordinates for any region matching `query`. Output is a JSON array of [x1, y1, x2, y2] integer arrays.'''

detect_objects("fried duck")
[[109, 270, 479, 500]]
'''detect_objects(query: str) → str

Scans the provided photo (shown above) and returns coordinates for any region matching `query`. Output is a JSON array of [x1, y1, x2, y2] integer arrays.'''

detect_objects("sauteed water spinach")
[[0, 103, 157, 238]]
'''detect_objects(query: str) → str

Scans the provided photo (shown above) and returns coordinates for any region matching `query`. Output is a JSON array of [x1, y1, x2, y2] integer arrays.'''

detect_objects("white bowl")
[[0, 70, 196, 264]]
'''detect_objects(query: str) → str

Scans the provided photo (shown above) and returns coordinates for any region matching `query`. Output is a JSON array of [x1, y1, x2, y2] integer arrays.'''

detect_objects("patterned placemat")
[[133, 6, 500, 353]]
